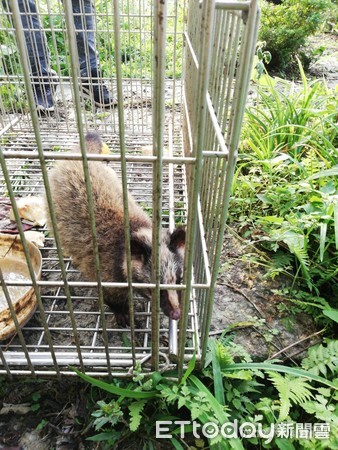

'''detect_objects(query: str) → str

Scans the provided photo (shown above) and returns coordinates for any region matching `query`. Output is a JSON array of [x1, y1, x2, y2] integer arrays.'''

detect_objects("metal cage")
[[0, 0, 259, 377]]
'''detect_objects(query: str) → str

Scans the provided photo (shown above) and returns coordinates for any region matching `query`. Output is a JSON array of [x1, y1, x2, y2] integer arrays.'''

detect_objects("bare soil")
[[308, 33, 338, 88]]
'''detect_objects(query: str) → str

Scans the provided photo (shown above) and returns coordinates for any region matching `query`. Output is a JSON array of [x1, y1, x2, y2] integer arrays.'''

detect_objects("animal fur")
[[47, 132, 185, 326]]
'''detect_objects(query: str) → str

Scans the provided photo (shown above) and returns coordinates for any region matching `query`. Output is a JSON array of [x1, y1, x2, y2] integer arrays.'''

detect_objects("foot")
[[32, 73, 58, 113], [115, 310, 130, 328], [81, 69, 117, 108], [34, 84, 55, 113]]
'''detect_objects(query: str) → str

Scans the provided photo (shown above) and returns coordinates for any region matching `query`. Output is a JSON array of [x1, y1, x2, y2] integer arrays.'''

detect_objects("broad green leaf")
[[269, 154, 291, 165], [323, 309, 338, 324], [310, 165, 338, 179], [275, 437, 297, 450], [259, 216, 284, 224], [86, 431, 119, 442]]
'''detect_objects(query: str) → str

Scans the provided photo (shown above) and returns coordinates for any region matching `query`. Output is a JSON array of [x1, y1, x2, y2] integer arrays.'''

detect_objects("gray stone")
[[211, 230, 319, 361]]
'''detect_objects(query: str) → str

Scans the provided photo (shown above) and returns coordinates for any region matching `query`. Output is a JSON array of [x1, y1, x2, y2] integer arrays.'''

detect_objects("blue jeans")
[[2, 0, 98, 78]]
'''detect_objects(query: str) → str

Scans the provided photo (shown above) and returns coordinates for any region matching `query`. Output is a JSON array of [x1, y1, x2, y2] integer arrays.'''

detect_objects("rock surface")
[[308, 33, 338, 89], [211, 229, 320, 362]]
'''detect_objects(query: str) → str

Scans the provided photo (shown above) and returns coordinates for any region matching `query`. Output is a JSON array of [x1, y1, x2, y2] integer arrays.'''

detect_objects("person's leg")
[[2, 0, 56, 111], [70, 0, 97, 76], [70, 0, 116, 107]]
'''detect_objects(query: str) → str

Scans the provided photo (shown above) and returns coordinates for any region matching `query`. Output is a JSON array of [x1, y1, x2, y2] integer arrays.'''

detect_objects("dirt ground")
[[308, 33, 338, 88], [0, 378, 91, 449]]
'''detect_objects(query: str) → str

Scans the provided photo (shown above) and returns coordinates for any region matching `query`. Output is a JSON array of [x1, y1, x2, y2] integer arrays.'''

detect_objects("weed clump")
[[259, 0, 331, 72]]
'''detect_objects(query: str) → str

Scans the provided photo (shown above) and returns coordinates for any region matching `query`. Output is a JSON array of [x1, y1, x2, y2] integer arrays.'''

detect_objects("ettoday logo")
[[155, 420, 330, 443]]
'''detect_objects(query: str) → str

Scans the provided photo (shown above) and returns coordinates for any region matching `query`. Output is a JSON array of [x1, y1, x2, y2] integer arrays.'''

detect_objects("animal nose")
[[168, 290, 181, 320], [170, 308, 181, 320]]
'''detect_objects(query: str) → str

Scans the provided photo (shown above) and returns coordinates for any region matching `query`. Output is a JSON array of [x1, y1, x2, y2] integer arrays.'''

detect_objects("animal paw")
[[115, 311, 130, 327]]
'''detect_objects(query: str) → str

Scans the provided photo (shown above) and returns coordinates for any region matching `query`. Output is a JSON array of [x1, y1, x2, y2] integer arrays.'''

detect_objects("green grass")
[[73, 336, 338, 449], [41, 1, 183, 80], [232, 60, 338, 327]]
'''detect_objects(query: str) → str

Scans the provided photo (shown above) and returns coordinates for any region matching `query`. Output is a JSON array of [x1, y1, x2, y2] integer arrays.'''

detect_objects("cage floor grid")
[[1, 79, 183, 137], [0, 130, 199, 376]]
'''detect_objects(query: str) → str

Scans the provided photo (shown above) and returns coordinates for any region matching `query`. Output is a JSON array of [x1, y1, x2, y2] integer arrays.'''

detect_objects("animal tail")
[[84, 132, 110, 155]]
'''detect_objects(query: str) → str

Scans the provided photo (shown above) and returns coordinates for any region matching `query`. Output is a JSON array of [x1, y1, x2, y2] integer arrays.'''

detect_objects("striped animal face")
[[159, 228, 185, 320], [126, 227, 186, 320]]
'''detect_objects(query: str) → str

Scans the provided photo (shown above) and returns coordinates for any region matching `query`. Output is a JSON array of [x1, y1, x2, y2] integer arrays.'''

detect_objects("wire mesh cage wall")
[[0, 0, 259, 377]]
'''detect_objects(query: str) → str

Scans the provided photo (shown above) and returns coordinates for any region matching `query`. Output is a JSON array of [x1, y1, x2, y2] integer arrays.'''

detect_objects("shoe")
[[34, 84, 55, 113], [32, 75, 57, 114], [81, 69, 117, 108]]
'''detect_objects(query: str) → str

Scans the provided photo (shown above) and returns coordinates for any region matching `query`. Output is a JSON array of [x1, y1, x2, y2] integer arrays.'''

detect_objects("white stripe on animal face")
[[168, 290, 180, 310]]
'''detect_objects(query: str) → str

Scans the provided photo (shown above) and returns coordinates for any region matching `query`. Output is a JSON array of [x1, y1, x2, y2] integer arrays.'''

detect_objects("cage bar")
[[0, 0, 259, 376]]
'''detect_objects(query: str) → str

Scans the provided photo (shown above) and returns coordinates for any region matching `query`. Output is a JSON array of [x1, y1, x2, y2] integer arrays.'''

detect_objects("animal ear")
[[169, 227, 186, 253], [130, 229, 152, 262]]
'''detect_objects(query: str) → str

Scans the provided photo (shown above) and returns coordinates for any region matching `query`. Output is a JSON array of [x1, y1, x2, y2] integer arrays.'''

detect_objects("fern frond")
[[288, 377, 315, 404], [270, 229, 311, 282], [270, 250, 294, 268], [281, 291, 331, 317], [292, 243, 310, 268], [301, 340, 338, 377], [267, 372, 291, 421], [267, 372, 314, 421], [128, 400, 147, 432]]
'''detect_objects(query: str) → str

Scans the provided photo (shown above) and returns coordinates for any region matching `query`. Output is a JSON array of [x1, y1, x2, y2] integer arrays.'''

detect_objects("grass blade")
[[221, 363, 338, 390], [171, 438, 184, 450], [180, 352, 196, 385], [334, 203, 338, 250], [320, 222, 328, 262], [71, 367, 158, 399], [189, 375, 229, 422], [210, 341, 225, 406]]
